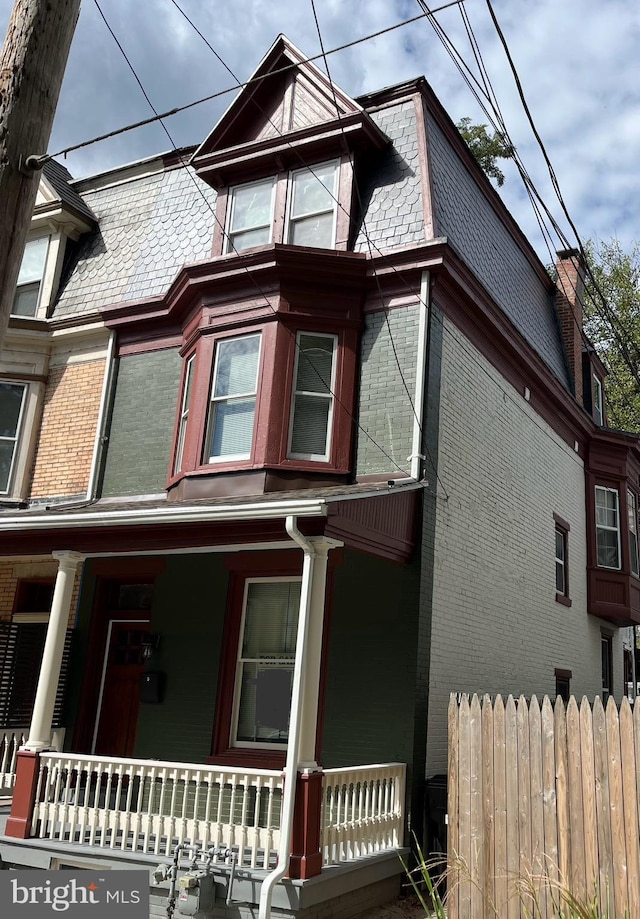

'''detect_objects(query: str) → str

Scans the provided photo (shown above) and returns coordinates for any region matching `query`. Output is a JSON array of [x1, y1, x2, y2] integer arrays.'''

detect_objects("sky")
[[1, 0, 638, 264]]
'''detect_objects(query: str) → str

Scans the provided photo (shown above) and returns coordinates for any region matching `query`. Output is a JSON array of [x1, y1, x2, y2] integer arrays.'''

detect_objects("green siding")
[[134, 554, 228, 762], [321, 549, 420, 769], [101, 349, 181, 497]]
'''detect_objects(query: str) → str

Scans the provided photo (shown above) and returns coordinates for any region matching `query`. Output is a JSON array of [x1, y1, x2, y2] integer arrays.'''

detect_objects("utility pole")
[[0, 0, 81, 350]]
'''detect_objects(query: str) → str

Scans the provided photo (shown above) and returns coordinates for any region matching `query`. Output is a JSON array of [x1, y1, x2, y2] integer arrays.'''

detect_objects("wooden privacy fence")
[[447, 693, 640, 919]]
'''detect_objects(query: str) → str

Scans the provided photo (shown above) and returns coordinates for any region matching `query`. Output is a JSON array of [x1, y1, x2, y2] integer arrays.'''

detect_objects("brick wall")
[[355, 303, 419, 477], [0, 556, 81, 625], [424, 318, 621, 773], [30, 359, 106, 500]]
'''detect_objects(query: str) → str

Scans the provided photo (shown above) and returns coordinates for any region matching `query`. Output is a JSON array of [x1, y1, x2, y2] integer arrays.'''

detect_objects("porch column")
[[289, 536, 339, 880], [24, 550, 83, 751], [297, 536, 339, 767]]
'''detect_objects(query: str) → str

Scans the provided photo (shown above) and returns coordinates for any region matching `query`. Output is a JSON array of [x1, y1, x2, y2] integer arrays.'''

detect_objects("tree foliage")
[[456, 117, 514, 187], [584, 239, 640, 432]]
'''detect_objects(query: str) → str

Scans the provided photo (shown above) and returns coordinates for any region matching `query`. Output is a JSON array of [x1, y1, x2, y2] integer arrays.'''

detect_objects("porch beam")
[[23, 550, 83, 752]]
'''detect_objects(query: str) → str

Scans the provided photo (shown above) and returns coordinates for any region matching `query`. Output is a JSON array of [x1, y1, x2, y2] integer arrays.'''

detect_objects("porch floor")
[[0, 824, 410, 919]]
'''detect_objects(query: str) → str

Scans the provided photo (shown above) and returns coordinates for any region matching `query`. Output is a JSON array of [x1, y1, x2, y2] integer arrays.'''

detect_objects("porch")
[[6, 752, 404, 866]]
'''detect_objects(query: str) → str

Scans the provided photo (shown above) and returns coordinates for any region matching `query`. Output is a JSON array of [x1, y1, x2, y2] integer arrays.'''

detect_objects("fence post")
[[5, 749, 40, 838]]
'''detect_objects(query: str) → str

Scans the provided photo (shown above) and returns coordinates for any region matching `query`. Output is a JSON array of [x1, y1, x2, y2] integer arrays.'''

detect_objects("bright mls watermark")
[[0, 871, 149, 917]]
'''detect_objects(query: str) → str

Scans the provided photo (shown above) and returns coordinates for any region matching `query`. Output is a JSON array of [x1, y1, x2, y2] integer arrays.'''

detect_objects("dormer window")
[[205, 333, 261, 461], [286, 161, 339, 248], [222, 160, 341, 255], [226, 178, 276, 253], [12, 237, 49, 317]]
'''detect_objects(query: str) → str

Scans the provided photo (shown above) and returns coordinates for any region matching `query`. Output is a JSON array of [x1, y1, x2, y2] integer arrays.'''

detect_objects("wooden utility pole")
[[0, 0, 81, 350]]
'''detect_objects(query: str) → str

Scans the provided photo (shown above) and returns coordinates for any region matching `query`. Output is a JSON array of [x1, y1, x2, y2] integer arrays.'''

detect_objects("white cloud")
[[0, 0, 638, 257]]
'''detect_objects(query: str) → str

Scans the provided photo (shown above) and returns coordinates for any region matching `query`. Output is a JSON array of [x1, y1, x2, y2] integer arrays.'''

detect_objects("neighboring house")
[[0, 35, 638, 918]]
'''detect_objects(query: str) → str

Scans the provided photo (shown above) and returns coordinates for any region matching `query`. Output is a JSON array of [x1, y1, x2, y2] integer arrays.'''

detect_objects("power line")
[[49, 1, 464, 161]]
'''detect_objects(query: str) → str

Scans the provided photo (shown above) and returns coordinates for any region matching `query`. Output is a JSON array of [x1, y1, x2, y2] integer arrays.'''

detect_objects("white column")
[[297, 537, 340, 768], [24, 550, 83, 752]]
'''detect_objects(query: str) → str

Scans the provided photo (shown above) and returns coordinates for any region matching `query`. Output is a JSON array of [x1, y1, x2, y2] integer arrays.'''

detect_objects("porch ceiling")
[[0, 482, 420, 562]]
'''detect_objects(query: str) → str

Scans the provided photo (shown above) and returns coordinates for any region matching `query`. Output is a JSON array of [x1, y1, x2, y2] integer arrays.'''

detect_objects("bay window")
[[174, 355, 195, 474], [232, 578, 301, 747], [12, 237, 49, 317], [206, 334, 261, 462], [0, 382, 27, 494], [288, 332, 337, 460], [628, 489, 639, 577], [595, 486, 621, 569]]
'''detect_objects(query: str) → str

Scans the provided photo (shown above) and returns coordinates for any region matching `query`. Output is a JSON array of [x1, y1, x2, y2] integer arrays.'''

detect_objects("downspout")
[[258, 516, 317, 919], [85, 330, 116, 500], [409, 271, 430, 481]]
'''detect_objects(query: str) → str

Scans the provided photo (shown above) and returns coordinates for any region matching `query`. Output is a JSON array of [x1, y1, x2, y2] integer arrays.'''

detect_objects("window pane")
[[289, 212, 334, 248], [236, 581, 301, 745], [295, 335, 334, 393], [229, 226, 271, 252], [12, 283, 40, 317], [231, 181, 274, 233], [0, 383, 25, 438], [214, 336, 260, 398], [597, 528, 620, 568], [629, 491, 639, 577], [291, 164, 336, 217], [290, 395, 331, 456], [209, 398, 256, 457], [0, 441, 15, 493], [17, 237, 48, 285]]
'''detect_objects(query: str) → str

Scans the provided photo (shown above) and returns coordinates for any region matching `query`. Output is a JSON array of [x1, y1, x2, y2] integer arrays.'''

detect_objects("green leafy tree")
[[456, 117, 514, 187], [584, 239, 640, 432]]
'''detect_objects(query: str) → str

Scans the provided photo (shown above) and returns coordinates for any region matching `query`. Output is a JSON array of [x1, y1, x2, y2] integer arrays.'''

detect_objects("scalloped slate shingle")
[[354, 100, 425, 252], [53, 167, 216, 317]]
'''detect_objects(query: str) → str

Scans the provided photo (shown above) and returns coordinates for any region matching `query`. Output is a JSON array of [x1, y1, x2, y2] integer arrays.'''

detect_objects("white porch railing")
[[0, 729, 65, 791], [321, 763, 406, 865], [31, 753, 283, 868]]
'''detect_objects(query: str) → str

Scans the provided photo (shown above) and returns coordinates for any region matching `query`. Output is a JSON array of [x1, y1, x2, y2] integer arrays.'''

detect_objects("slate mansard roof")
[[48, 58, 570, 391]]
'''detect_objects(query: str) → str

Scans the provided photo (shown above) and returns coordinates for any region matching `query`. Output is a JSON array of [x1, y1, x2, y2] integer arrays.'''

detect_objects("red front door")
[[93, 619, 149, 757]]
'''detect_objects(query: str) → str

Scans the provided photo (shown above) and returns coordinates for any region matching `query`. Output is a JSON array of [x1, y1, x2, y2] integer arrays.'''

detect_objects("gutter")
[[409, 271, 430, 481], [258, 516, 317, 919], [86, 330, 116, 501]]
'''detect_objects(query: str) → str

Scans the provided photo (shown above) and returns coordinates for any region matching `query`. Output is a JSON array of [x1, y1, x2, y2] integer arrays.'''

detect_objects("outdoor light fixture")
[[141, 633, 161, 660]]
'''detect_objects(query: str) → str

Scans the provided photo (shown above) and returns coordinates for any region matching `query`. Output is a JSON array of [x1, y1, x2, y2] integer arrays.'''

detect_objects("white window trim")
[[285, 159, 340, 249], [206, 333, 262, 464], [230, 576, 301, 750], [225, 177, 276, 254], [0, 381, 28, 496], [287, 331, 337, 462], [595, 485, 622, 570], [174, 355, 195, 474]]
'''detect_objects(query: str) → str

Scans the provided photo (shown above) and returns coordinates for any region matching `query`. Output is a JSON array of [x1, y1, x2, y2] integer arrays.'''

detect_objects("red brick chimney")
[[555, 248, 585, 405]]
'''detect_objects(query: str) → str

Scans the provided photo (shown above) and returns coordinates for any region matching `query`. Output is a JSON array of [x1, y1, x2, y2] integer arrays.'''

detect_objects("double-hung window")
[[206, 334, 261, 462], [628, 489, 639, 577], [286, 161, 339, 248], [595, 486, 621, 569], [592, 375, 604, 426], [232, 578, 301, 747], [174, 355, 195, 474], [226, 178, 276, 253], [0, 382, 27, 494], [288, 332, 337, 460], [12, 237, 49, 317], [555, 526, 567, 595]]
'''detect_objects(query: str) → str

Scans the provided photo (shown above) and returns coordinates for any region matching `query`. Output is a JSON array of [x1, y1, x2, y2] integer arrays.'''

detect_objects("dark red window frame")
[[553, 513, 571, 608]]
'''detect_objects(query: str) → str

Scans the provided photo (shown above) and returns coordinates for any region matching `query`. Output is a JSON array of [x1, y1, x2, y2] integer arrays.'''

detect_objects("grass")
[[401, 838, 617, 919]]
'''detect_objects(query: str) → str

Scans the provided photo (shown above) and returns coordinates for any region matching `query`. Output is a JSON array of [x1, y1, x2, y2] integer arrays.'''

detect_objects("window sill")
[[555, 593, 572, 608]]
